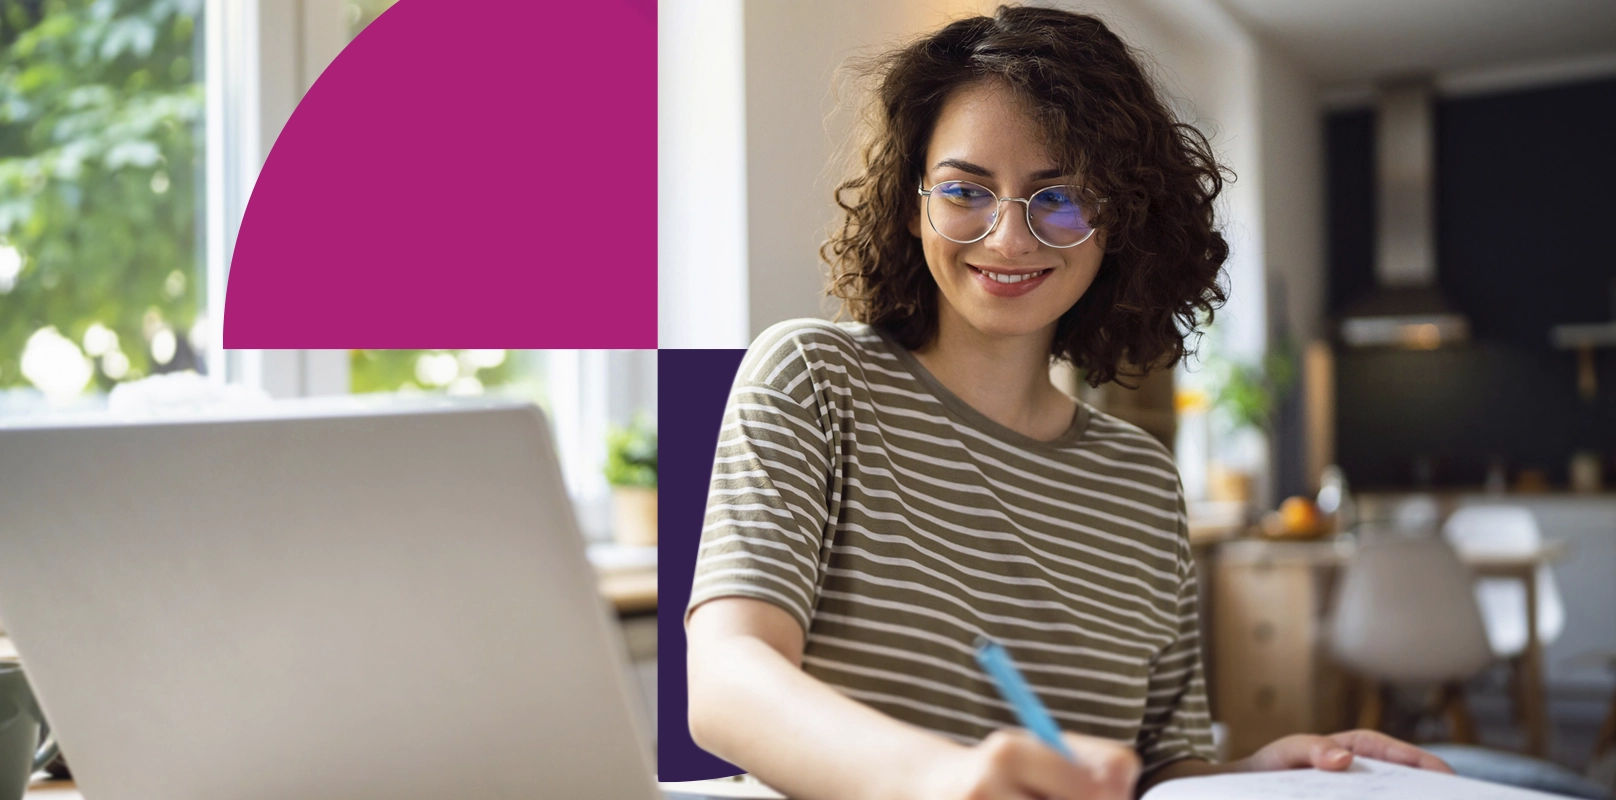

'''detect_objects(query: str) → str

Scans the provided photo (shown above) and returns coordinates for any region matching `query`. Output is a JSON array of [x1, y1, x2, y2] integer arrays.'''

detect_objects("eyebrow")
[[932, 158, 1067, 182]]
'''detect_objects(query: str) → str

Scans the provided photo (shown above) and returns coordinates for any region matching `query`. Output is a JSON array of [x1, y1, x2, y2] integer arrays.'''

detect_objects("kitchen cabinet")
[[1208, 540, 1355, 759]]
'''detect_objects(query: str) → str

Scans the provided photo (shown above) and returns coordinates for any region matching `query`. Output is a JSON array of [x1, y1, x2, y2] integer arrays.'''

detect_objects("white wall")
[[1253, 39, 1325, 500], [658, 0, 751, 349], [1254, 42, 1324, 346]]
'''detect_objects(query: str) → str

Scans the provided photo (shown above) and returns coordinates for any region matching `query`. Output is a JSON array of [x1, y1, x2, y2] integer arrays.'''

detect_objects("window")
[[0, 0, 658, 544], [0, 0, 208, 411]]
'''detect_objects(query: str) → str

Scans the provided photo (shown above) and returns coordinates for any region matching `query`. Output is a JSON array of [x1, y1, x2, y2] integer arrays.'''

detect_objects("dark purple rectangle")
[[657, 348, 747, 781]]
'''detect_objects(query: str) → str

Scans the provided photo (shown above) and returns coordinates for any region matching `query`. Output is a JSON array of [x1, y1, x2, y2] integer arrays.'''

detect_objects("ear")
[[908, 198, 923, 239]]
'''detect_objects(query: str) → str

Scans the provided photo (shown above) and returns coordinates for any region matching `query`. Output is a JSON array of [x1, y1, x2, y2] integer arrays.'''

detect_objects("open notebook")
[[1142, 757, 1565, 799], [659, 776, 785, 799], [662, 758, 1568, 798]]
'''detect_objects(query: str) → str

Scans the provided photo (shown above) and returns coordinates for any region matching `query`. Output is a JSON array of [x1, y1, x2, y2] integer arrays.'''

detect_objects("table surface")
[[1213, 535, 1569, 567], [600, 567, 659, 614]]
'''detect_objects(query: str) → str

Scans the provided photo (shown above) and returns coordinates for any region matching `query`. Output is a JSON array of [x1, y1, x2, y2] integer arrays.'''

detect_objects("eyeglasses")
[[917, 179, 1104, 249]]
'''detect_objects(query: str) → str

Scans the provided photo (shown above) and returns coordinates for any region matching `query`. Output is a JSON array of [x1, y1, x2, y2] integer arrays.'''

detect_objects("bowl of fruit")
[[1259, 496, 1328, 540]]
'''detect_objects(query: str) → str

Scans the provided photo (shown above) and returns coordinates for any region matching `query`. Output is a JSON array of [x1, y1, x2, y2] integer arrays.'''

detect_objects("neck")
[[911, 306, 1073, 441]]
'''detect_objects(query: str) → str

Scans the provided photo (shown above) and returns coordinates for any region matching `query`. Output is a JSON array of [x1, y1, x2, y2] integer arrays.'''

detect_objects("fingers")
[[1061, 732, 1141, 798], [1247, 734, 1352, 772], [1307, 737, 1354, 771], [971, 729, 1079, 800], [1329, 729, 1455, 774], [969, 729, 1138, 800], [1277, 735, 1354, 771]]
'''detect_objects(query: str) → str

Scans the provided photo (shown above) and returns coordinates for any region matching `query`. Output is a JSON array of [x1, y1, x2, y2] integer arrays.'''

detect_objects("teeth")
[[981, 269, 1044, 284]]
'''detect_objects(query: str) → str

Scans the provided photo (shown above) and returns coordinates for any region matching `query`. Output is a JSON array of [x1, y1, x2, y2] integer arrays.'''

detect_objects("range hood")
[[1338, 81, 1471, 349]]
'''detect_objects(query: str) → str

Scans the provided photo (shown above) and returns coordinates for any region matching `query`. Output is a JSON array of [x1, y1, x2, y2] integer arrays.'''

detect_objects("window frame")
[[206, 0, 352, 394]]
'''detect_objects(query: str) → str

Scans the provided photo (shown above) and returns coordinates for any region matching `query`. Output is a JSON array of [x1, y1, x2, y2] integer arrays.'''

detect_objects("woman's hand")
[[912, 729, 1141, 800], [1242, 729, 1453, 774]]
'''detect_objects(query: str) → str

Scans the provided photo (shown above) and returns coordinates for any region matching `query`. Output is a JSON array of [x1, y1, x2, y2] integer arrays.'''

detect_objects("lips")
[[968, 265, 1053, 298]]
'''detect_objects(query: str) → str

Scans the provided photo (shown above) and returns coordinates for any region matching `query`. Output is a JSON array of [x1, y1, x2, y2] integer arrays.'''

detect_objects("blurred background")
[[660, 0, 1616, 791]]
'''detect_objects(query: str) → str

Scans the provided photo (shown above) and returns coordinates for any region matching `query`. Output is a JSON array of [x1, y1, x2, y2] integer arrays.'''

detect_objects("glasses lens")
[[1029, 185, 1096, 247], [927, 181, 996, 243]]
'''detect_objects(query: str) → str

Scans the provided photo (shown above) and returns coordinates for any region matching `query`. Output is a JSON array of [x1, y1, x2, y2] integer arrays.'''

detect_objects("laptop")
[[0, 397, 670, 799]]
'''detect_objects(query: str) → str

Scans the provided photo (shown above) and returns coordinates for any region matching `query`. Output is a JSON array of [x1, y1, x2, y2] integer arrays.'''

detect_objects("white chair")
[[1328, 529, 1496, 739], [1330, 530, 1496, 683], [1442, 506, 1566, 659]]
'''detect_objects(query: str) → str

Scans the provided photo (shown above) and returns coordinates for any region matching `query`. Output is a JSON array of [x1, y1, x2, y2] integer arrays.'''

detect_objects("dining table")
[[1201, 534, 1568, 759]]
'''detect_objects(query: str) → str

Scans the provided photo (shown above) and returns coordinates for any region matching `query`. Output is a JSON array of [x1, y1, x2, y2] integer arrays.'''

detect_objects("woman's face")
[[910, 80, 1105, 344]]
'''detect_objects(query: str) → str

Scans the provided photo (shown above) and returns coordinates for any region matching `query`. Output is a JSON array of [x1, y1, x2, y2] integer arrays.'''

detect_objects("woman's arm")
[[687, 598, 960, 800], [687, 597, 1143, 800]]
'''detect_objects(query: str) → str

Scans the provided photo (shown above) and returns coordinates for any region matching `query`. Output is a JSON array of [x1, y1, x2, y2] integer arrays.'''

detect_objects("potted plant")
[[604, 415, 657, 547], [1202, 338, 1297, 507]]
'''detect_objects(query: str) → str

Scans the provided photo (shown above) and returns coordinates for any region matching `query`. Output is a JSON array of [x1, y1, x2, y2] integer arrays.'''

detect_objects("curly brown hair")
[[823, 5, 1229, 387]]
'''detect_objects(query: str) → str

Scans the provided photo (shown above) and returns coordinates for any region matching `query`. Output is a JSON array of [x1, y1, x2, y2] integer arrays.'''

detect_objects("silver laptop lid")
[[0, 396, 657, 800]]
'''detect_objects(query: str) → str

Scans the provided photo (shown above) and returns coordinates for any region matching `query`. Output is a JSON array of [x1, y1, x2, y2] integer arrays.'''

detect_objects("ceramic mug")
[[0, 663, 56, 800]]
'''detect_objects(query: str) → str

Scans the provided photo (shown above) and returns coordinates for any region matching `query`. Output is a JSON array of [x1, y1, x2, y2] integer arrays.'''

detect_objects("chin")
[[957, 307, 1062, 340]]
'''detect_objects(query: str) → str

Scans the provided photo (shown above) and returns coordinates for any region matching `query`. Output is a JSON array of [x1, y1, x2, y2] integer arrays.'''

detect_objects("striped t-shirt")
[[687, 319, 1214, 774]]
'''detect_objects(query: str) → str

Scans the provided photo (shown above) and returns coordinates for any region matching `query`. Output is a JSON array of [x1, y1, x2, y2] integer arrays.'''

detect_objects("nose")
[[984, 198, 1039, 258]]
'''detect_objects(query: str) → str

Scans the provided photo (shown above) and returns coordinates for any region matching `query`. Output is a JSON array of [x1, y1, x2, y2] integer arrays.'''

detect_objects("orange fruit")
[[1278, 496, 1322, 538]]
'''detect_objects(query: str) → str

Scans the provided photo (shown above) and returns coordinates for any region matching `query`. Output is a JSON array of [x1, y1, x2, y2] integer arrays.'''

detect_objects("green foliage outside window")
[[0, 0, 205, 397], [350, 349, 521, 396]]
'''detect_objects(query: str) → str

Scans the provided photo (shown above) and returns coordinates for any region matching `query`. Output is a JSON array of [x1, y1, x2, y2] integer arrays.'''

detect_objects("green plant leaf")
[[603, 414, 657, 488]]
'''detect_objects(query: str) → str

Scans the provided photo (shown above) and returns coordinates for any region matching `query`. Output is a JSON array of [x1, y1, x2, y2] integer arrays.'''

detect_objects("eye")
[[935, 181, 995, 208], [1035, 187, 1075, 207], [939, 182, 987, 198]]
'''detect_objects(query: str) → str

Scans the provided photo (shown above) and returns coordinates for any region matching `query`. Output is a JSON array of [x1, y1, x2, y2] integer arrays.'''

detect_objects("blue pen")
[[974, 636, 1076, 761]]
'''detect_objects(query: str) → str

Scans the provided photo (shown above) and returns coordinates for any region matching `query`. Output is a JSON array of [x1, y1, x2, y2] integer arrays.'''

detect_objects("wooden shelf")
[[599, 567, 658, 615]]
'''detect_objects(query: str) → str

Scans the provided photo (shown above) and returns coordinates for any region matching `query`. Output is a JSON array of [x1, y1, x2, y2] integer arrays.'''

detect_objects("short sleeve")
[[1135, 516, 1218, 774], [686, 324, 839, 636]]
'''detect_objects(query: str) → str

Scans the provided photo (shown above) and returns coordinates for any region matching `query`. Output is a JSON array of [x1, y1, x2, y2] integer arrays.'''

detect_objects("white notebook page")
[[1141, 757, 1564, 799]]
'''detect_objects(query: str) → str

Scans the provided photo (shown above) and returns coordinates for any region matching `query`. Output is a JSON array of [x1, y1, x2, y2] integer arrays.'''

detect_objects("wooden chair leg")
[[1441, 681, 1476, 745], [1521, 654, 1549, 757], [1595, 687, 1616, 761], [1507, 655, 1527, 728], [1358, 678, 1384, 731]]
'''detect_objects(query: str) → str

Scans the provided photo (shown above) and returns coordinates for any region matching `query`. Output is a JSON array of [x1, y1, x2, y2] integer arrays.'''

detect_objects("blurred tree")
[[350, 349, 520, 396], [0, 0, 204, 395], [345, 0, 400, 35]]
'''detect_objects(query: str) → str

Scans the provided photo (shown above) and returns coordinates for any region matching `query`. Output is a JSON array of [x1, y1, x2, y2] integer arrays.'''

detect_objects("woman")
[[685, 7, 1449, 799]]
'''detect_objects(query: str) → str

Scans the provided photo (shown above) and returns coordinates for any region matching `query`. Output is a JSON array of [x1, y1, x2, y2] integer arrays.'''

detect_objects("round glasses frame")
[[917, 179, 1106, 249]]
